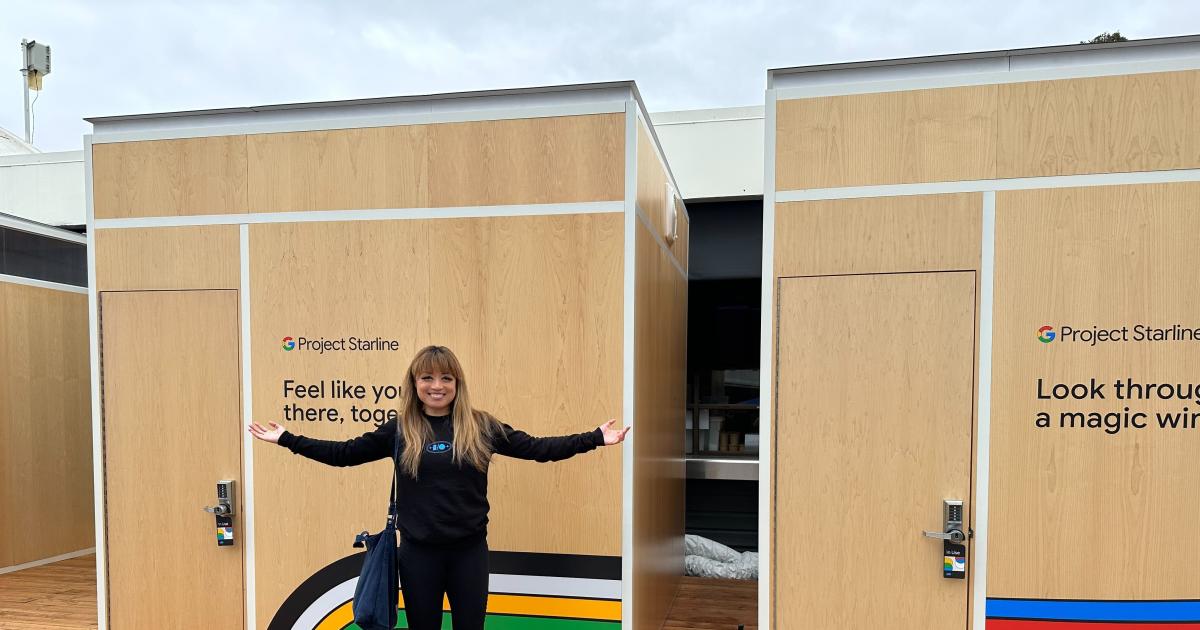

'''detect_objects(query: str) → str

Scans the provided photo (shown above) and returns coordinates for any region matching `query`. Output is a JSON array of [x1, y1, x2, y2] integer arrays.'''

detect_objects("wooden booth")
[[86, 82, 688, 629], [0, 215, 92, 575], [762, 36, 1200, 629]]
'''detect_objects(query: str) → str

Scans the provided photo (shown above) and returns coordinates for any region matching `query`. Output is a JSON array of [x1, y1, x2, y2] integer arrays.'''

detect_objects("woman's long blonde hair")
[[398, 345, 501, 478]]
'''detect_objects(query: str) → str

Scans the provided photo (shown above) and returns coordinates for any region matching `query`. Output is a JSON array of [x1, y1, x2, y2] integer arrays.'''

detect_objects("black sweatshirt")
[[278, 414, 604, 545]]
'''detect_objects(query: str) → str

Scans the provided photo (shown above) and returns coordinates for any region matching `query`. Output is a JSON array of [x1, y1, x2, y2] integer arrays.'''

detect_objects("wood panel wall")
[[246, 125, 430, 212], [776, 84, 999, 189], [249, 213, 624, 627], [774, 193, 982, 277], [997, 71, 1200, 178], [775, 70, 1200, 190], [989, 183, 1200, 599], [95, 225, 240, 290], [92, 135, 250, 219], [423, 115, 625, 208], [631, 219, 688, 630], [0, 282, 92, 568], [94, 114, 625, 219], [636, 122, 689, 271]]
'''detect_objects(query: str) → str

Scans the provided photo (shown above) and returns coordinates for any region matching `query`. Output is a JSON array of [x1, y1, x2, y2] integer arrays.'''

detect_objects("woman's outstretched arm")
[[493, 418, 629, 462], [249, 419, 395, 467]]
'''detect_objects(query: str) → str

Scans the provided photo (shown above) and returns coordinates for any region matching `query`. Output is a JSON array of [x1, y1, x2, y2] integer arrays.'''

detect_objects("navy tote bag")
[[352, 424, 401, 630]]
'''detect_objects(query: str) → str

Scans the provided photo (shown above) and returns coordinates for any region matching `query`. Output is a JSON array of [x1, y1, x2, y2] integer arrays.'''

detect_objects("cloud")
[[1, 0, 1197, 150]]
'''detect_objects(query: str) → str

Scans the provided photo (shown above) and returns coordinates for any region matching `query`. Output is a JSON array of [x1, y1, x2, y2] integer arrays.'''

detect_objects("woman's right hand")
[[248, 421, 286, 444]]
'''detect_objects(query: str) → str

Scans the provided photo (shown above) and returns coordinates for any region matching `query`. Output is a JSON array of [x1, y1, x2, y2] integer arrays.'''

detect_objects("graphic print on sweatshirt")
[[426, 440, 452, 454]]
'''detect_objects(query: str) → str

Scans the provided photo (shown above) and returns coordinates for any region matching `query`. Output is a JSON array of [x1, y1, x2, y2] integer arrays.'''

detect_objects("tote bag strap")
[[387, 420, 400, 524]]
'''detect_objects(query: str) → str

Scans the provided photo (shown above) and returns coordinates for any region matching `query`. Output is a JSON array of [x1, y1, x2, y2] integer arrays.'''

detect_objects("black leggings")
[[398, 536, 489, 630]]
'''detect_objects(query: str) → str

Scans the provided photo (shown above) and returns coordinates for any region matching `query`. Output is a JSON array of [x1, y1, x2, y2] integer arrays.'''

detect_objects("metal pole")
[[21, 39, 31, 144], [22, 72, 31, 144]]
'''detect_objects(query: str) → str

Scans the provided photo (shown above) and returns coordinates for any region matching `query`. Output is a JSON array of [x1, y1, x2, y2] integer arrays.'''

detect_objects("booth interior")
[[765, 36, 1200, 630], [0, 214, 92, 575], [87, 81, 688, 629]]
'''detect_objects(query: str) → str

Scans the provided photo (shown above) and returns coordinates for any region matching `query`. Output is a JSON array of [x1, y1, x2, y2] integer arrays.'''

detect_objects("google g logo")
[[282, 336, 296, 351], [1037, 326, 1056, 343]]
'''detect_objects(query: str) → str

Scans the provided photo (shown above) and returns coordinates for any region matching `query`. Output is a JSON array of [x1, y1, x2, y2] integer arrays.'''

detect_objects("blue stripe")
[[986, 599, 1200, 622]]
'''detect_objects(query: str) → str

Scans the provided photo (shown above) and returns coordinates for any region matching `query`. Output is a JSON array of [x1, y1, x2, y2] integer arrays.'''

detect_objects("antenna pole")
[[20, 39, 31, 144]]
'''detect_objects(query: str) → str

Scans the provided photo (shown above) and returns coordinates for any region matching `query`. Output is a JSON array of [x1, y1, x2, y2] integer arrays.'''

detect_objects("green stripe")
[[345, 612, 621, 629]]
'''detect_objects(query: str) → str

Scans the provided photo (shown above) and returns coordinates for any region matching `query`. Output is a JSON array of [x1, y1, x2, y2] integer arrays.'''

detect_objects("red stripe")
[[989, 621, 1200, 629]]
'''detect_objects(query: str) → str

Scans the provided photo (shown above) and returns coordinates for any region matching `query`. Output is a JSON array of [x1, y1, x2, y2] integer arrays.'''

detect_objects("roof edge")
[[768, 33, 1200, 81], [85, 81, 637, 124]]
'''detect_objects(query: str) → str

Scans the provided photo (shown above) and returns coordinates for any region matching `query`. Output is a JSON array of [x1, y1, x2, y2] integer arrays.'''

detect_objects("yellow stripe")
[[313, 593, 621, 628], [485, 594, 621, 621], [314, 602, 355, 630]]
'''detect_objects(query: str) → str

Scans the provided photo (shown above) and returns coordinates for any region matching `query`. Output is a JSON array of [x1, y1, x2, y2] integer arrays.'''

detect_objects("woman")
[[248, 345, 628, 630]]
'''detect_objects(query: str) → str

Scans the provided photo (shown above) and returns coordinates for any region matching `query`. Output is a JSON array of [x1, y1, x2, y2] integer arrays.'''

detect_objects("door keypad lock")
[[203, 480, 236, 547], [923, 499, 966, 579]]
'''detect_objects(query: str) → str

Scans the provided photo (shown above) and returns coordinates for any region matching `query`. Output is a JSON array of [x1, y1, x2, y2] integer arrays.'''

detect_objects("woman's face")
[[416, 371, 457, 416]]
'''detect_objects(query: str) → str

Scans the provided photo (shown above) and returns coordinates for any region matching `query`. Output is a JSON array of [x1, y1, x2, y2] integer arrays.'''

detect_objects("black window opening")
[[686, 199, 762, 458], [0, 226, 87, 287]]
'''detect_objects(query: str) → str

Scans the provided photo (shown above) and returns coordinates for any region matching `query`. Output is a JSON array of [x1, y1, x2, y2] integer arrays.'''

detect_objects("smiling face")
[[416, 371, 457, 416]]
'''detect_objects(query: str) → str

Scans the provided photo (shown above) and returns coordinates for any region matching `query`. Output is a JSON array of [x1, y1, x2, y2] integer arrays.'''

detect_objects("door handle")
[[923, 529, 966, 543]]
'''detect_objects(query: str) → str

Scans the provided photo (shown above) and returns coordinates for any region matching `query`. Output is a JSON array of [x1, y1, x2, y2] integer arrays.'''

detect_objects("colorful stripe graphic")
[[315, 593, 620, 629], [987, 599, 1200, 628], [325, 612, 615, 629], [990, 622, 1200, 630], [270, 551, 622, 630]]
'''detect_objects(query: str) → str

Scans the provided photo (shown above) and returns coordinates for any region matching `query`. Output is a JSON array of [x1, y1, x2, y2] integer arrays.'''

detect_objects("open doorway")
[[665, 198, 761, 629]]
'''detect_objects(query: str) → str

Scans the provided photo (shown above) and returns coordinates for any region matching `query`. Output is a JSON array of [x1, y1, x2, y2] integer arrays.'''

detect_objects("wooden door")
[[774, 272, 976, 629], [100, 290, 244, 628]]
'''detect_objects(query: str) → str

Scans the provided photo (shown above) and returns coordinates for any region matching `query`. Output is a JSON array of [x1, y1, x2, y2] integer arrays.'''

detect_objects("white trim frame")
[[89, 101, 628, 145], [92, 201, 625, 230], [239, 224, 257, 630], [775, 168, 1200, 202], [972, 191, 996, 627], [0, 547, 97, 575], [0, 213, 87, 244], [621, 99, 638, 630], [84, 134, 109, 630], [0, 150, 84, 167], [771, 43, 1200, 99], [0, 273, 87, 294], [758, 89, 777, 630]]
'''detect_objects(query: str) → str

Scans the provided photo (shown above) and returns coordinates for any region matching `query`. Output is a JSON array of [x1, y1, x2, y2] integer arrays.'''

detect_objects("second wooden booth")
[[87, 82, 688, 629], [763, 36, 1200, 630], [0, 215, 91, 577]]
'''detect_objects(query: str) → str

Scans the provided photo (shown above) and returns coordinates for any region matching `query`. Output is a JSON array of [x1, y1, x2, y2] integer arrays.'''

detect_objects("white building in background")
[[0, 125, 85, 228], [1, 125, 38, 155], [651, 106, 764, 200]]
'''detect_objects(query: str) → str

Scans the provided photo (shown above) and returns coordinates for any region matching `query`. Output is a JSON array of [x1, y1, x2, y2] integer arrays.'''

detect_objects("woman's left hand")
[[599, 419, 631, 445]]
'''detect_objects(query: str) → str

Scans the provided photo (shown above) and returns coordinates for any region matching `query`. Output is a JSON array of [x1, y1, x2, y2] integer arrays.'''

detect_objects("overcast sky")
[[2, 1, 1198, 151]]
